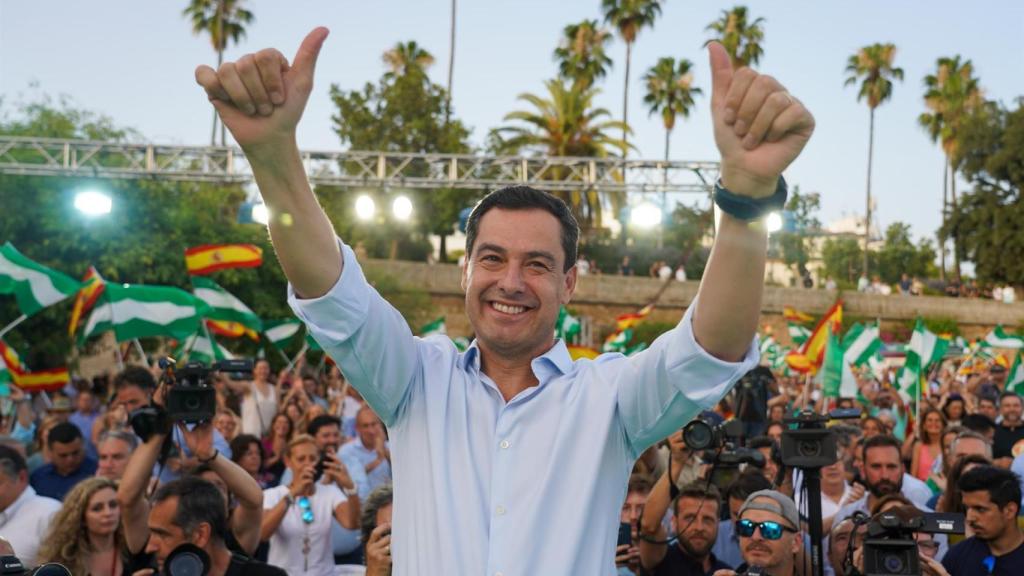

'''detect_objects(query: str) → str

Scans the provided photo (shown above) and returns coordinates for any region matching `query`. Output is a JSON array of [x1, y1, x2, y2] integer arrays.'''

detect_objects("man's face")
[[213, 413, 236, 440], [97, 438, 132, 480], [462, 208, 576, 361], [76, 392, 94, 414], [0, 471, 27, 511], [51, 438, 85, 476], [620, 490, 648, 527], [146, 497, 208, 572], [829, 520, 856, 574], [673, 496, 719, 559], [950, 437, 988, 463], [303, 378, 319, 398], [978, 400, 998, 421], [356, 411, 382, 448], [313, 424, 342, 453], [739, 505, 799, 571], [963, 490, 1016, 541], [863, 446, 902, 498], [116, 385, 149, 413], [1001, 396, 1022, 424], [862, 419, 882, 438]]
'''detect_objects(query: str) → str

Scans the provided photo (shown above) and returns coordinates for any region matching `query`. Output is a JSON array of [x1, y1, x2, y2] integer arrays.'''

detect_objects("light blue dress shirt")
[[340, 438, 392, 492], [288, 240, 758, 576]]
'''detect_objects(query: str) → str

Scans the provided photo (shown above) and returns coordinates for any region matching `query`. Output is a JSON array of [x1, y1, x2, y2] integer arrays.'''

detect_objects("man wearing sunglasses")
[[714, 490, 801, 576]]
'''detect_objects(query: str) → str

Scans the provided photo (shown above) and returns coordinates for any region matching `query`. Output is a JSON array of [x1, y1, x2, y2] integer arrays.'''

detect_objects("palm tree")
[[918, 56, 983, 281], [183, 0, 255, 146], [602, 0, 663, 152], [844, 43, 904, 277], [704, 6, 765, 68], [383, 41, 435, 78], [494, 79, 631, 231], [643, 57, 702, 248], [554, 20, 614, 90]]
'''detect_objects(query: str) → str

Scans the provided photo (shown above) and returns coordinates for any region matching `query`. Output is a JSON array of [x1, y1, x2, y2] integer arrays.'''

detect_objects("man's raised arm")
[[195, 27, 339, 299]]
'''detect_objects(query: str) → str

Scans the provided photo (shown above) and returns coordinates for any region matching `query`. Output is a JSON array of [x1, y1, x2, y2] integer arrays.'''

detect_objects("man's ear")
[[791, 531, 803, 554], [460, 258, 469, 292], [191, 522, 213, 548], [561, 264, 577, 305]]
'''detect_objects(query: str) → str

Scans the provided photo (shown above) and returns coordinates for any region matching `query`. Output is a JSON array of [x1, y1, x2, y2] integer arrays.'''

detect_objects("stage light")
[[630, 202, 662, 229], [355, 195, 376, 221], [392, 195, 413, 221], [74, 190, 112, 216], [766, 212, 783, 234]]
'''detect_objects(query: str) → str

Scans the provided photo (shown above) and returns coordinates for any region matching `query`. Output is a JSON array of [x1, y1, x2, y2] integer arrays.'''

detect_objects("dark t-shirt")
[[994, 423, 1024, 459], [29, 457, 98, 500], [641, 544, 733, 576], [224, 553, 287, 576], [941, 536, 1024, 576]]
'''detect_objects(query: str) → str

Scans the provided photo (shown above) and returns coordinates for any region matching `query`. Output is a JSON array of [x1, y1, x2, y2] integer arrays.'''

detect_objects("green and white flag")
[[603, 328, 634, 353], [788, 323, 811, 345], [0, 243, 83, 317], [822, 325, 845, 398], [896, 318, 949, 402], [264, 319, 303, 348], [555, 306, 581, 342], [419, 317, 446, 337], [985, 326, 1024, 349], [1009, 353, 1024, 395], [175, 329, 234, 363], [843, 322, 883, 367], [191, 277, 262, 332], [80, 283, 210, 343]]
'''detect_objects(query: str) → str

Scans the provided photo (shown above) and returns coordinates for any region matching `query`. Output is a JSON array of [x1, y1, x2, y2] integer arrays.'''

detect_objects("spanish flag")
[[0, 340, 70, 392], [567, 345, 601, 361], [785, 301, 842, 374], [206, 319, 260, 341], [616, 303, 654, 331], [68, 266, 106, 336], [783, 306, 814, 324], [185, 244, 263, 275]]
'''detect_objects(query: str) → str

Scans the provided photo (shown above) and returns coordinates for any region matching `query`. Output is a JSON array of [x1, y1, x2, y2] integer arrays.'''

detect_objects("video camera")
[[781, 408, 861, 468], [0, 556, 71, 576], [862, 510, 964, 576], [683, 417, 765, 489]]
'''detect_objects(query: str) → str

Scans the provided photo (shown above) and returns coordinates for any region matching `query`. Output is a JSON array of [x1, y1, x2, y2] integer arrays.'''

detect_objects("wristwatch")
[[284, 493, 295, 507], [342, 486, 358, 498], [713, 175, 788, 221]]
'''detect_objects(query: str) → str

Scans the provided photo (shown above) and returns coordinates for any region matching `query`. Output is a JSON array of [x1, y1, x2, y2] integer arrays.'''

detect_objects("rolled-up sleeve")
[[615, 299, 760, 457], [288, 238, 418, 427]]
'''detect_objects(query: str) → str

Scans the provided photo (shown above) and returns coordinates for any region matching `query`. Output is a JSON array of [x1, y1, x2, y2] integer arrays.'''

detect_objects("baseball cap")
[[738, 489, 800, 530]]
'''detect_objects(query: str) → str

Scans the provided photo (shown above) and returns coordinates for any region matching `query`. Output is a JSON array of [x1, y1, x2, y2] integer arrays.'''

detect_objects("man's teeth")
[[493, 302, 526, 315]]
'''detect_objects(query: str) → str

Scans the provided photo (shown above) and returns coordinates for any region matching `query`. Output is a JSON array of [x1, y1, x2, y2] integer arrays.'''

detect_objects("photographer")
[[712, 490, 801, 576], [639, 479, 731, 575], [941, 466, 1024, 575], [834, 435, 933, 532]]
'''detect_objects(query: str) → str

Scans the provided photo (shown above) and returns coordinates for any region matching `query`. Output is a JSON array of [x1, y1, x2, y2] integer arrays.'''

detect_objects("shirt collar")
[[459, 338, 575, 381]]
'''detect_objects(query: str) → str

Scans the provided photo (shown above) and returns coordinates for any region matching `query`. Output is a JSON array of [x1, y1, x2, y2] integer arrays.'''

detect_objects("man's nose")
[[496, 264, 526, 293]]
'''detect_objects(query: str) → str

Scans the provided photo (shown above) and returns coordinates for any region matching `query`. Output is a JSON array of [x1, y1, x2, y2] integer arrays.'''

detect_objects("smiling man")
[[196, 25, 814, 575]]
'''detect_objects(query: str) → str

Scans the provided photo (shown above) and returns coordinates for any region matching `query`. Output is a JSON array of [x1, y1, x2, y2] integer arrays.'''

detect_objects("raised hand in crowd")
[[365, 522, 392, 576]]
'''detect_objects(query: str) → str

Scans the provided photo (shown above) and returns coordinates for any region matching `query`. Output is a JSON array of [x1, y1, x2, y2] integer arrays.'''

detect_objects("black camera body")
[[862, 512, 964, 576], [683, 418, 744, 451], [683, 417, 765, 489], [0, 555, 72, 576], [165, 358, 252, 423], [781, 408, 861, 468]]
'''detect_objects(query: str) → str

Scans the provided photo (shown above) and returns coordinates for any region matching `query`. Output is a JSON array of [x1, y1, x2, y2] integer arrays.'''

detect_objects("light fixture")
[[630, 202, 662, 229], [392, 195, 413, 221], [74, 190, 112, 216], [355, 195, 376, 221], [765, 212, 783, 234], [251, 203, 269, 225]]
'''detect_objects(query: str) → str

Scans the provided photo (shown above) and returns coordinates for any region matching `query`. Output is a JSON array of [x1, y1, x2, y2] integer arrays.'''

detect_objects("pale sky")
[[2, 0, 1022, 247]]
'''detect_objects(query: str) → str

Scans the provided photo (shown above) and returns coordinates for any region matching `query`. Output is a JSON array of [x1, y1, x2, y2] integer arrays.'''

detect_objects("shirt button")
[[496, 505, 506, 516], [499, 440, 510, 449]]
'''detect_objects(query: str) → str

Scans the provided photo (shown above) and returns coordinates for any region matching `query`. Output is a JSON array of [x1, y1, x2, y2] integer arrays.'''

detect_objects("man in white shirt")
[[0, 446, 60, 567], [195, 27, 815, 574]]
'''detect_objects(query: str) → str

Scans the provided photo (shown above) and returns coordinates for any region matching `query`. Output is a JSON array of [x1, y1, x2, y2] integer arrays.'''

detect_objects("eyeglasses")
[[297, 496, 314, 524], [736, 519, 796, 540]]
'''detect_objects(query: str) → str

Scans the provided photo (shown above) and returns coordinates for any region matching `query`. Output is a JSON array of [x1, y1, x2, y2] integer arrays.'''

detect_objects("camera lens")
[[882, 553, 905, 574], [797, 440, 821, 458], [683, 421, 713, 450], [168, 552, 206, 576], [184, 395, 201, 411]]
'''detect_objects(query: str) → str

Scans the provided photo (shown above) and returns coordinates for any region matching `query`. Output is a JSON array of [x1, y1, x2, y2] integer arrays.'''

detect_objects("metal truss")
[[0, 136, 718, 195]]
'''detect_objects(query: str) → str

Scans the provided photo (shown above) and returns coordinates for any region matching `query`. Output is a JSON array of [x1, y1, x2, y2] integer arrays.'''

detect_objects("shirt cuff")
[[665, 298, 761, 408], [286, 238, 372, 348]]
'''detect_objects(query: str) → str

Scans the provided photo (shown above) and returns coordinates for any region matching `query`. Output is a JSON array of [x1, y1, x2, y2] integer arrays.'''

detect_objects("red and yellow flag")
[[205, 319, 259, 341], [783, 306, 814, 324], [785, 301, 843, 373], [616, 303, 654, 332], [567, 345, 601, 361], [0, 340, 69, 392], [185, 244, 263, 275], [68, 266, 106, 336]]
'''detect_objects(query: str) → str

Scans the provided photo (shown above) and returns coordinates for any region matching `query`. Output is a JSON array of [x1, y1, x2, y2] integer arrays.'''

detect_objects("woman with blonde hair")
[[37, 477, 148, 575]]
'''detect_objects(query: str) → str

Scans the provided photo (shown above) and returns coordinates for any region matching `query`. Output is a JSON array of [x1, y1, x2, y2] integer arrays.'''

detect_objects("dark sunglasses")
[[298, 496, 314, 524], [736, 519, 796, 540]]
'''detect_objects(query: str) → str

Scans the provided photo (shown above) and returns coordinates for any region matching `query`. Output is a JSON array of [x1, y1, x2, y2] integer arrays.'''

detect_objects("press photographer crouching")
[[711, 490, 802, 576]]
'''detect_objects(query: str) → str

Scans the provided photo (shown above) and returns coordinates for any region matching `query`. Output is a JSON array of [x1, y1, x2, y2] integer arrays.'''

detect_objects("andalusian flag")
[[788, 323, 811, 346], [0, 340, 70, 392], [1009, 353, 1024, 395], [175, 329, 234, 364], [785, 301, 842, 373], [615, 304, 653, 331], [419, 317, 446, 337], [185, 244, 262, 275], [896, 318, 949, 402], [843, 322, 883, 367], [68, 266, 106, 336], [985, 326, 1024, 349], [80, 283, 210, 343], [0, 243, 83, 317], [603, 328, 634, 353], [264, 319, 303, 349], [555, 306, 581, 342], [191, 277, 262, 332], [821, 324, 846, 398]]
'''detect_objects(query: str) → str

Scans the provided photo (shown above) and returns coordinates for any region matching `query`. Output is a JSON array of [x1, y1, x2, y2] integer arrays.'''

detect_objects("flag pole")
[[132, 338, 147, 366], [114, 342, 125, 371], [285, 342, 309, 375], [0, 314, 28, 340]]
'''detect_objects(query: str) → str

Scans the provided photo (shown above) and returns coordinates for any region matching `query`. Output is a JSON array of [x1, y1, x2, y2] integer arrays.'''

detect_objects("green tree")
[[876, 222, 938, 284], [182, 0, 254, 145], [844, 43, 904, 278], [821, 237, 870, 286], [918, 55, 983, 280], [492, 79, 631, 232], [330, 43, 475, 262], [554, 20, 614, 90], [775, 186, 821, 274], [704, 6, 766, 68], [602, 0, 663, 152]]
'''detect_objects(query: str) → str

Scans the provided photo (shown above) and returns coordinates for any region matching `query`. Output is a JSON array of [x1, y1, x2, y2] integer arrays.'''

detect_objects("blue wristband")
[[713, 176, 788, 221]]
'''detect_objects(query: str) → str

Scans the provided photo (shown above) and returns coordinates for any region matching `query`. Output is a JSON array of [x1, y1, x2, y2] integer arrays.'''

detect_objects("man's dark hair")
[[0, 445, 27, 480], [152, 476, 229, 542], [673, 481, 721, 516], [47, 422, 83, 447], [361, 484, 394, 543], [307, 414, 342, 438], [958, 465, 1022, 514], [725, 471, 773, 502], [113, 365, 156, 392], [999, 391, 1020, 403], [862, 434, 901, 461], [627, 473, 654, 495], [962, 413, 996, 436], [464, 186, 579, 272]]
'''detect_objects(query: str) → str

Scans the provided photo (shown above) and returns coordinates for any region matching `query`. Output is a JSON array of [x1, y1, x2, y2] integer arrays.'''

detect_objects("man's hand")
[[708, 42, 814, 198], [920, 553, 951, 576], [177, 421, 215, 461], [195, 27, 329, 155], [614, 544, 639, 571], [365, 523, 392, 576]]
